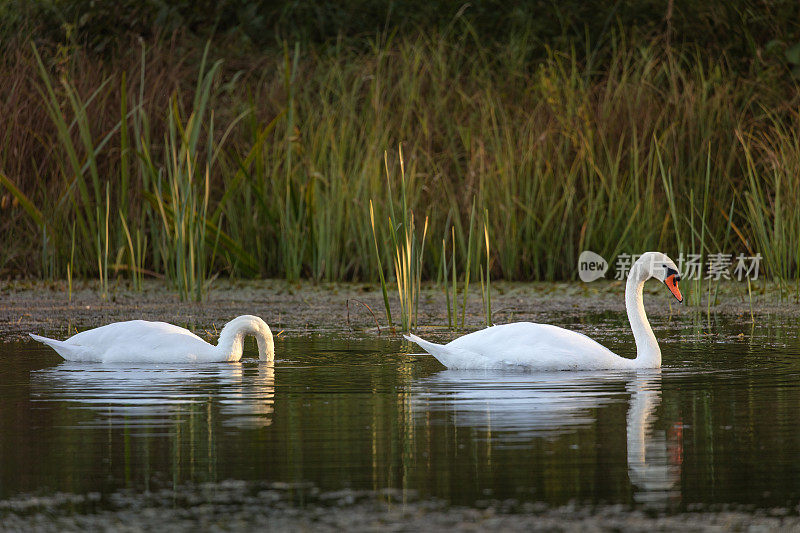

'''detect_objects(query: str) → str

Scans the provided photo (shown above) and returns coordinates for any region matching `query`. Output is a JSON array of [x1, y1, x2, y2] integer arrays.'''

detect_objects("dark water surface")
[[2, 313, 800, 511]]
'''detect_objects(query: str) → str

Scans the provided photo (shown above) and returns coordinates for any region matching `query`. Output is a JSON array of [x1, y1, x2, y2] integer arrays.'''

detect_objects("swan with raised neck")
[[624, 252, 682, 368], [405, 252, 683, 371]]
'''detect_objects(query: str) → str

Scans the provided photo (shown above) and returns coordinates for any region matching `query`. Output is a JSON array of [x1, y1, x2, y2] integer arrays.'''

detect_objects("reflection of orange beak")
[[665, 274, 683, 303]]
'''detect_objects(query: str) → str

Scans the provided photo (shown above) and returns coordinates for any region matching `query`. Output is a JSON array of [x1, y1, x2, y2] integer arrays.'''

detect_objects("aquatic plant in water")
[[370, 146, 428, 332]]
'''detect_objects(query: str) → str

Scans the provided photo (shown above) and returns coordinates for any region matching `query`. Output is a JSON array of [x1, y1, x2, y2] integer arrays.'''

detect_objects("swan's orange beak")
[[665, 274, 683, 303]]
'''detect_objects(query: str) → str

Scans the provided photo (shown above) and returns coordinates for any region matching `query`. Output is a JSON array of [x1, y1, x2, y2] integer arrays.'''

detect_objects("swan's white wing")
[[66, 320, 204, 344], [61, 320, 216, 362], [446, 322, 625, 370]]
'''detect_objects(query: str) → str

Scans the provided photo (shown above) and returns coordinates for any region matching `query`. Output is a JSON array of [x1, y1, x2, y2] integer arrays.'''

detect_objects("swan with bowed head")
[[405, 252, 683, 371], [29, 315, 274, 363]]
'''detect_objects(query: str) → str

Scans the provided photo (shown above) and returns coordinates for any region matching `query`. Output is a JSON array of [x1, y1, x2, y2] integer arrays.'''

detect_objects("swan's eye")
[[665, 266, 680, 282]]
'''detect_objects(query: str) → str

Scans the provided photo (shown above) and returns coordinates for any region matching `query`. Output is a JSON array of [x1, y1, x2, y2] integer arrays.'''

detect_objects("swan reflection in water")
[[626, 372, 680, 504], [31, 362, 276, 429], [412, 369, 680, 505]]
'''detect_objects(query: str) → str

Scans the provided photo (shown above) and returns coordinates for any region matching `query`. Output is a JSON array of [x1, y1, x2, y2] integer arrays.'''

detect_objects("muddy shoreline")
[[2, 481, 799, 532], [1, 278, 794, 341]]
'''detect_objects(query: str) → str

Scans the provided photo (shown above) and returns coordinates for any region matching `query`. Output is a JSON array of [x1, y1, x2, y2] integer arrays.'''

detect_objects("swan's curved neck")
[[625, 266, 660, 367], [216, 316, 274, 362]]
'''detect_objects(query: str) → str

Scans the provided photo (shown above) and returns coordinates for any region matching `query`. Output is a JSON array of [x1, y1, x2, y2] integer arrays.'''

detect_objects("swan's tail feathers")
[[403, 334, 443, 355], [28, 333, 92, 361], [404, 333, 479, 369]]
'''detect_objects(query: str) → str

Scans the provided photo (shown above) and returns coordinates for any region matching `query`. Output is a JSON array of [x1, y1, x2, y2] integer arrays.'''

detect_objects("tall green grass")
[[439, 201, 493, 330], [478, 208, 492, 327], [140, 47, 230, 301], [739, 120, 800, 299], [1, 31, 799, 304], [371, 147, 429, 332], [31, 43, 120, 289]]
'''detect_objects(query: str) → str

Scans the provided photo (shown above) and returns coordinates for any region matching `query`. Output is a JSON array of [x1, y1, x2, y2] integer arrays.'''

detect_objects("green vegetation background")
[[1, 1, 800, 294]]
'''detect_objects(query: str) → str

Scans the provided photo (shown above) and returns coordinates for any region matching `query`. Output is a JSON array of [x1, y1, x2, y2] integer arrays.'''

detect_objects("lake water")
[[2, 312, 800, 512]]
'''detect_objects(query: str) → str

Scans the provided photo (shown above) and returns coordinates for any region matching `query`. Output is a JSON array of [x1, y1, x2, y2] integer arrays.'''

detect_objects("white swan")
[[405, 252, 683, 371], [29, 315, 274, 363]]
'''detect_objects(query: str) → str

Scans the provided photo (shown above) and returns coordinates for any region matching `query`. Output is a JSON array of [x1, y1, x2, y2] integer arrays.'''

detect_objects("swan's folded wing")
[[447, 323, 619, 370], [68, 320, 205, 347]]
